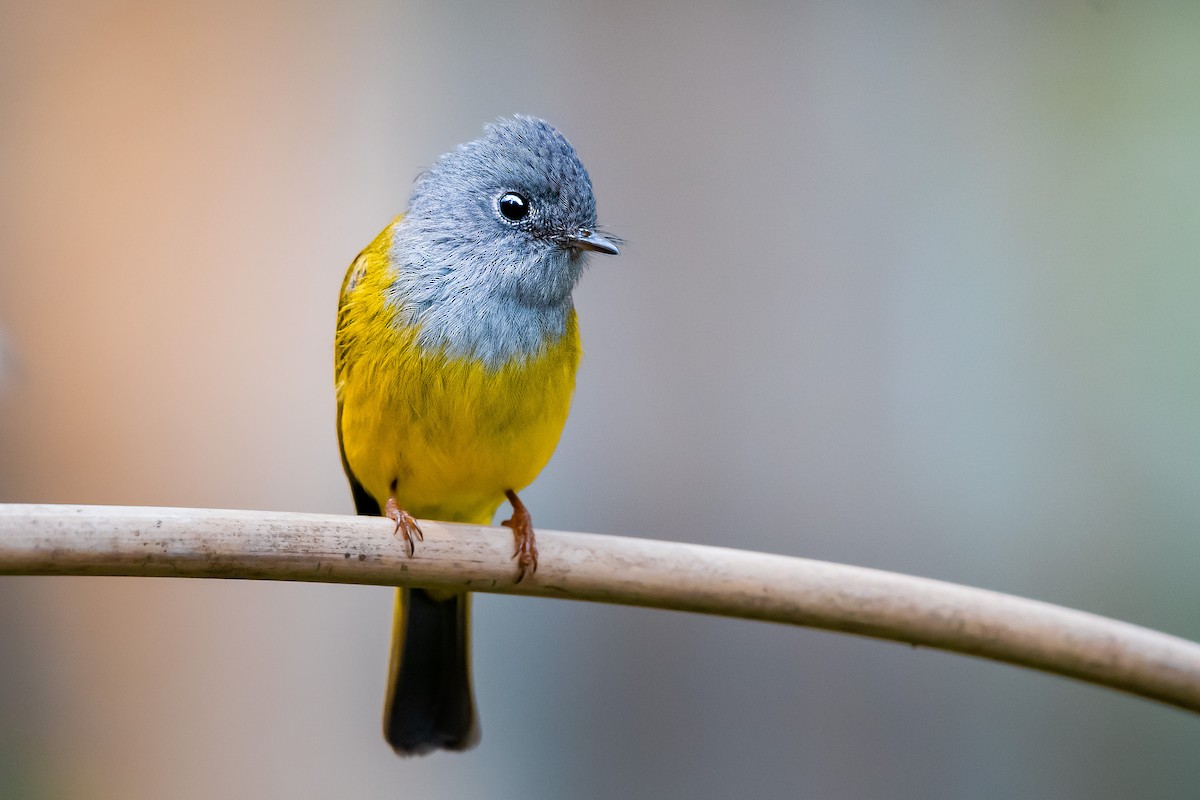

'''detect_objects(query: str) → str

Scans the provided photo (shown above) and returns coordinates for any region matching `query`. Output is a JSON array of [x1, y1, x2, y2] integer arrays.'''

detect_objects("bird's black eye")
[[498, 192, 529, 222]]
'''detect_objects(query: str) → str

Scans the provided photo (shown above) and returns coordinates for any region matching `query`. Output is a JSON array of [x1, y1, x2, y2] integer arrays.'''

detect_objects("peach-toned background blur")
[[3, 2, 1200, 798]]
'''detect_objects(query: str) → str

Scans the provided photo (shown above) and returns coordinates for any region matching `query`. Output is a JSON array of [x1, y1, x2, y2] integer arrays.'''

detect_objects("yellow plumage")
[[335, 215, 582, 526]]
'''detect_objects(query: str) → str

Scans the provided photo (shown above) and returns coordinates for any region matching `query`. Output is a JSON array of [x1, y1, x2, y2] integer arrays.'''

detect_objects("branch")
[[2, 503, 1198, 714]]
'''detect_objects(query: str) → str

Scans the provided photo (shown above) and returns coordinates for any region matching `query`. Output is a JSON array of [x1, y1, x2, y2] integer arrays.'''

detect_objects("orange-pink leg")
[[502, 489, 538, 583], [385, 496, 423, 557]]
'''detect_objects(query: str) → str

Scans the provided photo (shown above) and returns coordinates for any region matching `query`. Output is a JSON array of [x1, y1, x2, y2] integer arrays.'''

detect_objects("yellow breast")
[[335, 218, 581, 524]]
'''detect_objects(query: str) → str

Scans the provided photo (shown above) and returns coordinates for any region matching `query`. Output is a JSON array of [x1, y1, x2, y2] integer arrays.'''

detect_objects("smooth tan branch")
[[1, 503, 1198, 714]]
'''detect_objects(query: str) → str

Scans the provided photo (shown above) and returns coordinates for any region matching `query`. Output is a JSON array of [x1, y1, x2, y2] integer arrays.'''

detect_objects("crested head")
[[390, 115, 617, 365]]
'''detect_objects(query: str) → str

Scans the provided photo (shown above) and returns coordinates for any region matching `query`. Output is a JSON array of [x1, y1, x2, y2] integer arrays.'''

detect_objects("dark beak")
[[564, 228, 619, 256]]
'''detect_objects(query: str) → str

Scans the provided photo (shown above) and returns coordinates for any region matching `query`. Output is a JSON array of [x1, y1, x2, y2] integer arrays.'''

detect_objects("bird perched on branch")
[[334, 116, 618, 755]]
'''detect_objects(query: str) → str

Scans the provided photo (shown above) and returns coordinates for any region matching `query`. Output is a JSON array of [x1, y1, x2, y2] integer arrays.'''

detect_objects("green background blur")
[[2, 1, 1199, 797]]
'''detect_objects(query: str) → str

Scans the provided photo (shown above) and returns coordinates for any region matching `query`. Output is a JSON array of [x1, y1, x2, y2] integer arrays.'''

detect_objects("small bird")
[[334, 116, 618, 755]]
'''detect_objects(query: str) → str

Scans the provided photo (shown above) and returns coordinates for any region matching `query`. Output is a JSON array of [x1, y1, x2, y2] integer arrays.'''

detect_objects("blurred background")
[[2, 1, 1199, 797]]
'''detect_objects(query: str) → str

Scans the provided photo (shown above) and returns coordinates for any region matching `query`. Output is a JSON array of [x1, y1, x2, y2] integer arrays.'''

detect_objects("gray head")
[[391, 116, 617, 364]]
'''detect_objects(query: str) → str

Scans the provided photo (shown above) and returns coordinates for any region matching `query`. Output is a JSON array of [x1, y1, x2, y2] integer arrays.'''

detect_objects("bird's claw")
[[502, 493, 538, 583], [385, 497, 423, 557]]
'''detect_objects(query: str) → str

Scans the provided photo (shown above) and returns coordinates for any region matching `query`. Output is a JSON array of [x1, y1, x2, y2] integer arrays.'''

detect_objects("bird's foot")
[[502, 489, 538, 583], [385, 497, 423, 557]]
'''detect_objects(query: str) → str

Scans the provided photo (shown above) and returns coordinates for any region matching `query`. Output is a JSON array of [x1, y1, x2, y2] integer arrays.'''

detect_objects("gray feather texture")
[[387, 115, 608, 367]]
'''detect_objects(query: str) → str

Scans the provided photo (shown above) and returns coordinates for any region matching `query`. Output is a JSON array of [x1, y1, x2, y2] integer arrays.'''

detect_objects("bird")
[[334, 115, 618, 755]]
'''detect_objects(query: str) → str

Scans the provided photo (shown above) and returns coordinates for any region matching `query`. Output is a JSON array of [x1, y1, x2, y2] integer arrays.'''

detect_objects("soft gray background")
[[2, 1, 1199, 797]]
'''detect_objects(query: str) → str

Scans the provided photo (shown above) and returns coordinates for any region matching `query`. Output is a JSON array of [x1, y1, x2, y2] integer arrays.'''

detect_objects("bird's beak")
[[564, 228, 619, 256]]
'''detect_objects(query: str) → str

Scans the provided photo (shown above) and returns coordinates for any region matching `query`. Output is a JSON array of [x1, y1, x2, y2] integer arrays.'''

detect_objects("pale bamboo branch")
[[1, 503, 1198, 714]]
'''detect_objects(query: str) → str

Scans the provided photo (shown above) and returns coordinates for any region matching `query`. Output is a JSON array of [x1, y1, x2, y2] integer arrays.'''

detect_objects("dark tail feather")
[[384, 588, 480, 755], [338, 455, 478, 754]]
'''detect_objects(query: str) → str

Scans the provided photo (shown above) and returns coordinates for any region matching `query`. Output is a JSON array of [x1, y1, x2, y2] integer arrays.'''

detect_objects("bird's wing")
[[336, 246, 383, 516]]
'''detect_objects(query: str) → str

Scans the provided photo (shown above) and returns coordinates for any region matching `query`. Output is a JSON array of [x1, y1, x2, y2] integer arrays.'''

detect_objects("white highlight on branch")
[[1, 503, 1198, 714]]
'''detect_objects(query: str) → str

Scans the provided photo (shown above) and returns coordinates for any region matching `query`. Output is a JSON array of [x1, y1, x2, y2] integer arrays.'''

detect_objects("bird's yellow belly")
[[339, 319, 580, 525]]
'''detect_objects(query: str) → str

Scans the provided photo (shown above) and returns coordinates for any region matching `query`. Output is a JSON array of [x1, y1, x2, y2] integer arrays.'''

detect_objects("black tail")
[[338, 451, 479, 755], [384, 587, 479, 754]]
